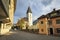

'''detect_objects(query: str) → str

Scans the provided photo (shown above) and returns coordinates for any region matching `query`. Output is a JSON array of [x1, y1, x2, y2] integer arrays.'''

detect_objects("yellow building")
[[0, 0, 16, 35], [47, 9, 60, 35], [38, 15, 48, 35], [38, 9, 60, 35]]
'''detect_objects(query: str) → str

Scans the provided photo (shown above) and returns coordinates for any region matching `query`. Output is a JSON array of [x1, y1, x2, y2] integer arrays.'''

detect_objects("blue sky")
[[14, 0, 60, 23]]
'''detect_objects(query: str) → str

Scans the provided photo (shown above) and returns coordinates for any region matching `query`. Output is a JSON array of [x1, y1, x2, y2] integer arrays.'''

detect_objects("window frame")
[[56, 28, 60, 33], [56, 19, 60, 24], [40, 21, 43, 24]]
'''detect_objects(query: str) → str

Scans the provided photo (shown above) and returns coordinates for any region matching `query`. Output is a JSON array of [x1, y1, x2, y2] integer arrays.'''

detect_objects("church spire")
[[27, 6, 32, 13]]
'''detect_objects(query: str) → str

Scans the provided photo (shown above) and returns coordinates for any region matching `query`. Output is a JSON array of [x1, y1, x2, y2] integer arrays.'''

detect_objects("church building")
[[26, 6, 33, 29]]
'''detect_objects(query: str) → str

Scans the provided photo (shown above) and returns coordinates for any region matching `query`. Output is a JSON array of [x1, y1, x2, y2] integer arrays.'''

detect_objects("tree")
[[16, 17, 28, 30], [17, 18, 25, 30]]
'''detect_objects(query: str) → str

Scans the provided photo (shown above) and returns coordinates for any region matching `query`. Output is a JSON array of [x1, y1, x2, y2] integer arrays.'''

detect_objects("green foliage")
[[19, 18, 25, 28]]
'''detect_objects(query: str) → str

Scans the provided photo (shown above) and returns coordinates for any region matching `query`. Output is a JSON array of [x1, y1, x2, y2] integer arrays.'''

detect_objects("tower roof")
[[27, 6, 32, 13]]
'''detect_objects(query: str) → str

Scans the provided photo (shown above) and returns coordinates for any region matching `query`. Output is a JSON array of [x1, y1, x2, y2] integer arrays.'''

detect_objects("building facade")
[[26, 6, 33, 30], [33, 20, 39, 30], [0, 0, 16, 35], [26, 6, 33, 27], [38, 15, 48, 35], [38, 9, 60, 35]]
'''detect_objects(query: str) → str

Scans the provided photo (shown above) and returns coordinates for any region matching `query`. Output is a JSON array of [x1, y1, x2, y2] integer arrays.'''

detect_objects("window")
[[58, 13, 60, 16], [41, 29, 44, 32], [56, 19, 60, 24], [41, 21, 43, 24], [56, 28, 60, 33], [51, 13, 57, 17], [48, 20, 52, 25], [57, 11, 60, 15]]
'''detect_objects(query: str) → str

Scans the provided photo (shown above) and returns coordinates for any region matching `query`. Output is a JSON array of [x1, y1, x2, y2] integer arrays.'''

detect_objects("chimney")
[[53, 8, 56, 11]]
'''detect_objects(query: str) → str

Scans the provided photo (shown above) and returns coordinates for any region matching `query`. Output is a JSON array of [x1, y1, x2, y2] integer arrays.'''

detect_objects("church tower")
[[27, 6, 32, 27]]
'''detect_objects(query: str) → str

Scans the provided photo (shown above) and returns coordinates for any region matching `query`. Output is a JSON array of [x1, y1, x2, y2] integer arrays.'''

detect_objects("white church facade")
[[26, 6, 33, 29]]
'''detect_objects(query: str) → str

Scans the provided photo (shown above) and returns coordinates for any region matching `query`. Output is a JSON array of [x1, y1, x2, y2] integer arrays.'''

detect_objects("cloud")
[[41, 0, 60, 15], [14, 0, 60, 23], [14, 0, 29, 23], [41, 0, 52, 6]]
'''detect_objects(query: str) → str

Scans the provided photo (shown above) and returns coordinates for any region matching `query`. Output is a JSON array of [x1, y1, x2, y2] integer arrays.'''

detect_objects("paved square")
[[0, 30, 60, 40]]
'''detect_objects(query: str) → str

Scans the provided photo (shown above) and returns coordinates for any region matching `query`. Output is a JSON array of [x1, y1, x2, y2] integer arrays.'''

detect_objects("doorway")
[[50, 28, 53, 35]]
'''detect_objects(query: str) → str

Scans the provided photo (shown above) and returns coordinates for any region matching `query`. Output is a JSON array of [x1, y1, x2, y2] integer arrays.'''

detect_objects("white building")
[[26, 6, 33, 28]]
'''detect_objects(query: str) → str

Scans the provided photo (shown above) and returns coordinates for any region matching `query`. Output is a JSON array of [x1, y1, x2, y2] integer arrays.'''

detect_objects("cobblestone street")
[[0, 30, 60, 40]]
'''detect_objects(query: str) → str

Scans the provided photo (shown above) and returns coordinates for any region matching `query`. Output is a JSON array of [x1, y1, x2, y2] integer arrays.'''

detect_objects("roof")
[[23, 17, 28, 21], [27, 6, 32, 13], [0, 0, 8, 17], [47, 9, 60, 15], [38, 15, 47, 19], [46, 9, 60, 18], [38, 9, 60, 20], [33, 20, 38, 25]]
